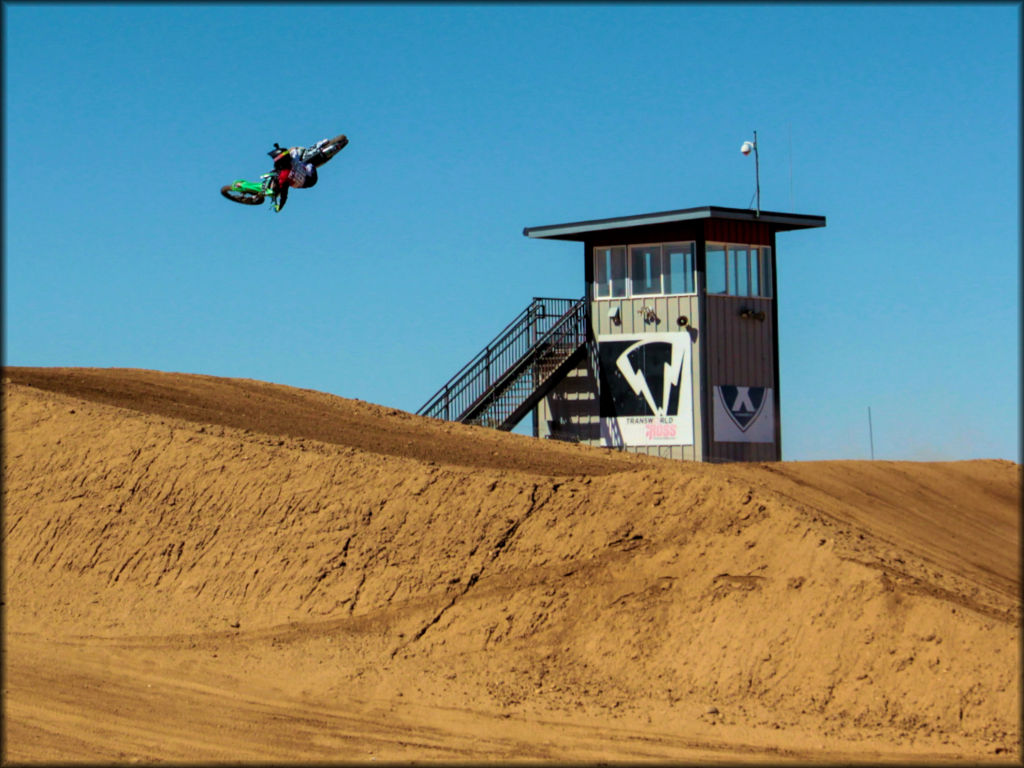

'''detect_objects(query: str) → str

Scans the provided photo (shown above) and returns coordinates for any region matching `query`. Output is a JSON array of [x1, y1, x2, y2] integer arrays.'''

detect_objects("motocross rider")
[[269, 134, 348, 211]]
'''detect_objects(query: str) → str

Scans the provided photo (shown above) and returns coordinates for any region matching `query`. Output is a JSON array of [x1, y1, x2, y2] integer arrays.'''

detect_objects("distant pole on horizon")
[[868, 406, 875, 460]]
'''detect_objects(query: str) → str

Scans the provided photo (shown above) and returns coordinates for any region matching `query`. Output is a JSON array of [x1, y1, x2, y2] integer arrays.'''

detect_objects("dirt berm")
[[3, 367, 1020, 763]]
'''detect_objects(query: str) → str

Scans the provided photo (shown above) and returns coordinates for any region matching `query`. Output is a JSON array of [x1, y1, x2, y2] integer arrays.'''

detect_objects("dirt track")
[[3, 367, 1020, 763]]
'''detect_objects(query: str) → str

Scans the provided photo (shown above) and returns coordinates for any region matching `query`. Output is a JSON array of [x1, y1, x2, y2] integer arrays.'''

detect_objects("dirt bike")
[[220, 134, 348, 212], [220, 172, 282, 209]]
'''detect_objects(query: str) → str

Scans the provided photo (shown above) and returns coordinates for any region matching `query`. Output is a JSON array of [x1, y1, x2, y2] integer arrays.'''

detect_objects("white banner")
[[713, 386, 775, 443], [597, 332, 694, 447]]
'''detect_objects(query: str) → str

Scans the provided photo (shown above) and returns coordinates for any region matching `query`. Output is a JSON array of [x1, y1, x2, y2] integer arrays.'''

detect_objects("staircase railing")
[[418, 297, 586, 427], [465, 299, 587, 429]]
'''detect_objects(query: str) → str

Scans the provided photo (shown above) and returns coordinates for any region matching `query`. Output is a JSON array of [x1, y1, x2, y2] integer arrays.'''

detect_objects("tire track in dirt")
[[392, 480, 555, 657]]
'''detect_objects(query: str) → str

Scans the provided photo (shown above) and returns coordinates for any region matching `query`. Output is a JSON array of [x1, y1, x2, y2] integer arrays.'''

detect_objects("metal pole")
[[868, 406, 875, 460], [753, 130, 761, 218], [787, 124, 794, 211]]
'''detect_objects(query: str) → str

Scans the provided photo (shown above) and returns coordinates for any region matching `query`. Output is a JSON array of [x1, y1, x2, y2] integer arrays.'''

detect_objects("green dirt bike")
[[220, 135, 348, 212], [220, 172, 282, 210]]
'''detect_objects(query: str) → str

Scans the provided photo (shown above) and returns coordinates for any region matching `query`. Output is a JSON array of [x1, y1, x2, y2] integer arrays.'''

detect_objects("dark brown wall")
[[705, 219, 774, 245], [704, 296, 775, 387]]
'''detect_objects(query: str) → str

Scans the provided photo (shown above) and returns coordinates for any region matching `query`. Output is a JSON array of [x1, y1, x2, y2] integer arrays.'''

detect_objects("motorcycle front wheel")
[[220, 184, 265, 205]]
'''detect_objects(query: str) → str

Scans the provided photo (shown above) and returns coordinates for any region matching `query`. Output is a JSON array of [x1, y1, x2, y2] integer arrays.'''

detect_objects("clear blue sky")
[[4, 3, 1019, 462]]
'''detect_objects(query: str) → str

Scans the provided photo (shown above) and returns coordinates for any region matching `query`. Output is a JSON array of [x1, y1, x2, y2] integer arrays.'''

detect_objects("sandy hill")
[[3, 367, 1020, 763]]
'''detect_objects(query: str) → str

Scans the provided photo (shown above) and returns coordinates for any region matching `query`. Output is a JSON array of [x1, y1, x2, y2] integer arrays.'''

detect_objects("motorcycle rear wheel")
[[316, 134, 349, 164], [221, 184, 265, 205]]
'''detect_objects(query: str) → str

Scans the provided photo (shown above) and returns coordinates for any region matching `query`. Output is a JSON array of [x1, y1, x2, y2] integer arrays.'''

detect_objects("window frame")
[[592, 240, 697, 299], [706, 243, 729, 295], [593, 245, 628, 298], [628, 243, 665, 297], [706, 241, 773, 299], [663, 241, 696, 295]]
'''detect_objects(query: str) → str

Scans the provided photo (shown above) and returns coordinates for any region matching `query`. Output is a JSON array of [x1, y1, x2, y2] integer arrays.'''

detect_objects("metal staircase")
[[418, 297, 587, 431]]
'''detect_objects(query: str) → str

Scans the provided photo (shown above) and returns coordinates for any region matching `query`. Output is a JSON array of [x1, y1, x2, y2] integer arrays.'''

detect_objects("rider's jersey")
[[284, 149, 316, 188]]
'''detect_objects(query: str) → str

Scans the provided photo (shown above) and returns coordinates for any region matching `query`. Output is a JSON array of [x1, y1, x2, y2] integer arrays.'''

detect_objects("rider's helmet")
[[268, 143, 291, 169]]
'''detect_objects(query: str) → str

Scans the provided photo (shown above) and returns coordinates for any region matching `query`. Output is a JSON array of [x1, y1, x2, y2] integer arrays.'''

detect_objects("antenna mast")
[[741, 131, 761, 217], [753, 130, 760, 217]]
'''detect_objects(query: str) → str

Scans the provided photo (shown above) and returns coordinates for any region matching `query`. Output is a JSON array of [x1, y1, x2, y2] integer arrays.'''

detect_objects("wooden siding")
[[704, 294, 779, 462], [705, 219, 773, 245], [589, 294, 703, 461], [536, 293, 703, 461], [536, 360, 600, 443], [704, 295, 775, 386], [708, 441, 777, 462], [591, 295, 699, 338], [586, 221, 704, 248], [538, 359, 700, 461], [623, 441, 698, 461], [583, 216, 773, 250]]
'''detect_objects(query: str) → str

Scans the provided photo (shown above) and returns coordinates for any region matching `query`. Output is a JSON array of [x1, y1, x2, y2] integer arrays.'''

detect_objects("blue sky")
[[4, 3, 1019, 462]]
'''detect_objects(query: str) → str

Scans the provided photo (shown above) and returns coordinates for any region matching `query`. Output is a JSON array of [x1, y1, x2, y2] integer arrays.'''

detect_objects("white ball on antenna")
[[740, 141, 754, 156]]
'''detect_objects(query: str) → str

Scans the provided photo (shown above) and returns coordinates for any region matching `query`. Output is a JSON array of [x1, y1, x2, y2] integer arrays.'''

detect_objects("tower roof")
[[524, 205, 826, 242]]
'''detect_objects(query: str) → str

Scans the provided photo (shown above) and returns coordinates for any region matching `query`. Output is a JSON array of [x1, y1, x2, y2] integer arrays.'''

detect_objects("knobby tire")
[[221, 185, 265, 205], [314, 134, 349, 166]]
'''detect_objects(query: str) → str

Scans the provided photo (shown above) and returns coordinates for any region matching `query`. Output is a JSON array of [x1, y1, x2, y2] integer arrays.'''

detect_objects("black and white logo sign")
[[713, 385, 774, 443], [719, 386, 767, 431], [597, 333, 693, 446]]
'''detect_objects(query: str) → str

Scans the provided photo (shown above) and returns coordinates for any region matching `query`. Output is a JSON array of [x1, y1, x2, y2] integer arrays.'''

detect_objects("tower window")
[[706, 243, 772, 298], [593, 242, 696, 298], [665, 242, 695, 294], [630, 245, 663, 295], [594, 246, 627, 298]]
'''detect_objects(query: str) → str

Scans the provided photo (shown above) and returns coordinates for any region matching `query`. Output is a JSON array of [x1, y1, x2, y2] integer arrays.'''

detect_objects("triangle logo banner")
[[713, 385, 774, 443]]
